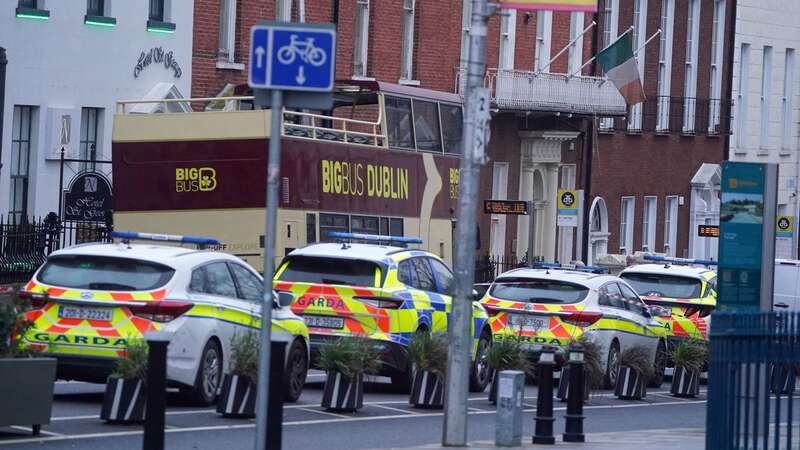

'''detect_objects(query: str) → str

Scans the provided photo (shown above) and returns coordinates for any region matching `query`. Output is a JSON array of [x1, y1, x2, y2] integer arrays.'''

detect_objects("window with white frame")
[[782, 49, 795, 152], [709, 0, 725, 133], [218, 0, 237, 63], [80, 107, 102, 172], [499, 10, 516, 70], [656, 0, 674, 133], [534, 11, 552, 72], [599, 0, 619, 131], [353, 0, 370, 78], [760, 46, 773, 152], [628, 0, 647, 131], [736, 43, 751, 150], [664, 195, 678, 256], [460, 0, 472, 71], [642, 196, 656, 252], [568, 12, 584, 75], [10, 106, 34, 222], [399, 0, 416, 81], [276, 0, 291, 21], [619, 197, 635, 255], [683, 0, 700, 133]]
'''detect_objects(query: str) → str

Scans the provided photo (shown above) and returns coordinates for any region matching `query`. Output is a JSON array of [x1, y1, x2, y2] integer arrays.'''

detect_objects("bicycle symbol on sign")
[[277, 34, 327, 67]]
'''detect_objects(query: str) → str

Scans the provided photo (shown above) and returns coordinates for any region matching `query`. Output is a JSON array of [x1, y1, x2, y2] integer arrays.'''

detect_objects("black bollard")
[[563, 343, 585, 443], [266, 341, 286, 450], [143, 332, 171, 450], [533, 346, 556, 445]]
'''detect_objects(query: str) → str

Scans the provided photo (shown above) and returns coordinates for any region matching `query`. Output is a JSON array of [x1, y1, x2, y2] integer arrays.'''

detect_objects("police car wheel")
[[283, 339, 308, 403], [185, 340, 223, 406], [604, 340, 621, 389], [469, 331, 492, 393]]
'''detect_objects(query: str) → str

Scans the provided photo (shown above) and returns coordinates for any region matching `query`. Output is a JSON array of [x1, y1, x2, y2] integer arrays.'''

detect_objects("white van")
[[774, 259, 800, 311]]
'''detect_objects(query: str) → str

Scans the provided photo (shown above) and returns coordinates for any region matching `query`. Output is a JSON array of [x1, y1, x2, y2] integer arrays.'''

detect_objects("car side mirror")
[[472, 289, 480, 301], [276, 291, 295, 308]]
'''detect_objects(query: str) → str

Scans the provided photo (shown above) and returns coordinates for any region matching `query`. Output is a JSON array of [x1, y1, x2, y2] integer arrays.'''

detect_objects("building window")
[[353, 0, 370, 78], [619, 197, 635, 255], [499, 10, 516, 71], [567, 12, 584, 75], [642, 196, 656, 252], [683, 0, 700, 133], [655, 0, 674, 133], [460, 0, 472, 71], [534, 11, 552, 72], [736, 43, 751, 150], [80, 107, 102, 172], [628, 0, 647, 131], [400, 0, 416, 81], [18, 0, 37, 8], [760, 46, 773, 152], [599, 0, 619, 131], [218, 0, 236, 63], [709, 0, 725, 133], [664, 195, 678, 257], [783, 49, 796, 152], [149, 0, 164, 21], [10, 106, 34, 222], [86, 0, 104, 16]]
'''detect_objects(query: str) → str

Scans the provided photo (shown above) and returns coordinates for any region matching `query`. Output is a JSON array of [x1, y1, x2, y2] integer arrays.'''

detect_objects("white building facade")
[[730, 0, 800, 258], [0, 0, 193, 220]]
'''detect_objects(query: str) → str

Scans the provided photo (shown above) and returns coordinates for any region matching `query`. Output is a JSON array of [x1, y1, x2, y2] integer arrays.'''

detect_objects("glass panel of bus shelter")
[[385, 96, 415, 149], [440, 103, 463, 154], [412, 99, 442, 152]]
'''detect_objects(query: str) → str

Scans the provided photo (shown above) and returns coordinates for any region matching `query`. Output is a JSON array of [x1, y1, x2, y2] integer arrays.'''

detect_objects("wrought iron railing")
[[598, 96, 732, 135], [474, 253, 529, 285]]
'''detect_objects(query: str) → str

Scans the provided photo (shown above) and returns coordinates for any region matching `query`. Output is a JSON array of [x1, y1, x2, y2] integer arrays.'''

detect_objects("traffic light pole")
[[442, 0, 495, 446]]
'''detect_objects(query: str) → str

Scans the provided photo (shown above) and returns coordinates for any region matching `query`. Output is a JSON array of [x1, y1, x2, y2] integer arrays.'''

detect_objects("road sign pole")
[[254, 89, 283, 450], [442, 0, 494, 446]]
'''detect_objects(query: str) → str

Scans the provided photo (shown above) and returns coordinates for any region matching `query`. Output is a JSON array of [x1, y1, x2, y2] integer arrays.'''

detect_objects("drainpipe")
[[0, 47, 7, 178]]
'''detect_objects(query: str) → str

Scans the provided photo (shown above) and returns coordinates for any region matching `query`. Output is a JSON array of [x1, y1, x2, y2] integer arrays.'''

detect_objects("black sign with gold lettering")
[[63, 173, 113, 222], [484, 200, 528, 215]]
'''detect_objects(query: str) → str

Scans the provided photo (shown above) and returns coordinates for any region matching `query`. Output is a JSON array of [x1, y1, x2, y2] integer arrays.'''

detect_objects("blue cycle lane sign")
[[249, 22, 336, 92]]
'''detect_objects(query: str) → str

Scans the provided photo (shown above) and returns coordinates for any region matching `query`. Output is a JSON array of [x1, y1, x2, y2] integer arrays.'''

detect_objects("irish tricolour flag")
[[596, 33, 646, 105], [499, 0, 596, 12]]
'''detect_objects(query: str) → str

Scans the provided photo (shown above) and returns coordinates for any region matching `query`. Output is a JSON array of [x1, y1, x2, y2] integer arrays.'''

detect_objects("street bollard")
[[495, 370, 525, 447], [143, 331, 171, 450], [563, 344, 585, 443], [533, 347, 556, 445], [265, 341, 286, 450]]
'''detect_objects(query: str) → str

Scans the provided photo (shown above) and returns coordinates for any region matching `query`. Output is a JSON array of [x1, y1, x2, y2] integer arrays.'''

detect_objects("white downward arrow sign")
[[296, 66, 306, 85], [255, 46, 265, 69]]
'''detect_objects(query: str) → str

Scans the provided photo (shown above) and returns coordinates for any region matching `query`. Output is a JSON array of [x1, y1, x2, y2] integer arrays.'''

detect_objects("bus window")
[[440, 103, 463, 154], [386, 96, 415, 149], [306, 213, 317, 244], [379, 217, 404, 236], [412, 100, 442, 152], [320, 213, 349, 242], [352, 215, 380, 234]]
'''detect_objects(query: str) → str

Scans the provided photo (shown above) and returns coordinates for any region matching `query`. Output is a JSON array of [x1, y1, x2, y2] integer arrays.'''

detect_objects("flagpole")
[[570, 26, 634, 77], [634, 29, 661, 57], [536, 21, 596, 74]]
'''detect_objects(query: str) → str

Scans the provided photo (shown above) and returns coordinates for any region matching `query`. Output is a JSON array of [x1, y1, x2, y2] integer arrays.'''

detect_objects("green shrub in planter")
[[670, 341, 707, 398], [486, 337, 530, 404], [406, 333, 448, 408], [101, 338, 148, 422], [218, 331, 259, 417], [558, 336, 604, 402], [319, 337, 380, 412], [614, 345, 654, 400], [0, 289, 56, 435]]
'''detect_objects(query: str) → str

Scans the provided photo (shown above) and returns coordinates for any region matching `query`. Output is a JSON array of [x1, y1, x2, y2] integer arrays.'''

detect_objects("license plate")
[[58, 305, 114, 322], [507, 314, 549, 332], [305, 315, 345, 329]]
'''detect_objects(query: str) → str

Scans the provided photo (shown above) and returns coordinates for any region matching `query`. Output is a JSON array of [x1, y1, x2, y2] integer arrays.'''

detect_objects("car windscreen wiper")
[[321, 278, 350, 285], [88, 282, 138, 290], [525, 297, 564, 304]]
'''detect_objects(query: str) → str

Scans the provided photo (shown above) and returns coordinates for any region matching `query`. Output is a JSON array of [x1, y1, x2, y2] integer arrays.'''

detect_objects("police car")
[[620, 255, 717, 346], [19, 232, 310, 405], [480, 264, 666, 388], [273, 233, 492, 393]]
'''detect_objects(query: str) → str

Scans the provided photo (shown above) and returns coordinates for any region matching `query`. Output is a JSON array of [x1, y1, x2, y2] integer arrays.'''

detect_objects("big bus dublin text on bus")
[[112, 81, 464, 270]]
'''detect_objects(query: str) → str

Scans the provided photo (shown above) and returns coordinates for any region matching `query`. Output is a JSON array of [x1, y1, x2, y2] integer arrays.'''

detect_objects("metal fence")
[[598, 96, 733, 135], [0, 214, 112, 285], [474, 253, 529, 285], [707, 312, 800, 450]]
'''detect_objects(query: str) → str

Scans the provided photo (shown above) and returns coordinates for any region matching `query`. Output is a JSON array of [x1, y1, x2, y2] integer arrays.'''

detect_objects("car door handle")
[[774, 302, 790, 309]]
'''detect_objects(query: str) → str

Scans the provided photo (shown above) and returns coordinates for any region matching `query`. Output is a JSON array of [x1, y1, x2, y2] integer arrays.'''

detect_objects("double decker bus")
[[112, 81, 464, 270]]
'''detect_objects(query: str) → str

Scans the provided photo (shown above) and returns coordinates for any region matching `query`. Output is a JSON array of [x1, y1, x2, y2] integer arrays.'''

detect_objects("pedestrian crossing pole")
[[442, 0, 496, 446]]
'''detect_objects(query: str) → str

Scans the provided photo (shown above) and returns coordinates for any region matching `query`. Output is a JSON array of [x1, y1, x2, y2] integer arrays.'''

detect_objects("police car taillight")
[[130, 301, 193, 322], [353, 296, 403, 309], [17, 291, 47, 309], [562, 311, 603, 327]]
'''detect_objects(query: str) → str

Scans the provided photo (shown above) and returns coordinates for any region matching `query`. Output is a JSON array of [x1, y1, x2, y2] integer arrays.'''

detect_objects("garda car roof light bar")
[[532, 262, 609, 274], [111, 231, 221, 248], [642, 255, 718, 267], [326, 232, 423, 247]]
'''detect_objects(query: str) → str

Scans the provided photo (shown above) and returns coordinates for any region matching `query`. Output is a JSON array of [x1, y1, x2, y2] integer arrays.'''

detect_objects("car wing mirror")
[[276, 290, 295, 308]]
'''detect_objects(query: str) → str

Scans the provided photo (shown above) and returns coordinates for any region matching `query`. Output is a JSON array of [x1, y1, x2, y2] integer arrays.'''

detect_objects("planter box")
[[614, 366, 647, 400], [321, 371, 363, 412], [557, 367, 590, 402], [0, 358, 57, 434], [670, 367, 700, 398], [410, 369, 444, 409], [770, 364, 797, 394], [100, 377, 146, 423], [217, 374, 257, 418]]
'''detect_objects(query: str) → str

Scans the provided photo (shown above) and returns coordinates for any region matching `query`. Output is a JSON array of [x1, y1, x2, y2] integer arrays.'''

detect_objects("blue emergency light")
[[326, 232, 423, 245], [532, 262, 609, 274], [111, 231, 221, 246], [643, 255, 718, 267]]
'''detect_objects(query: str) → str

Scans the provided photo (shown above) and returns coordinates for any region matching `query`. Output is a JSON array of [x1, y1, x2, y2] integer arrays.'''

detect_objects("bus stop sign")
[[249, 22, 336, 93]]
